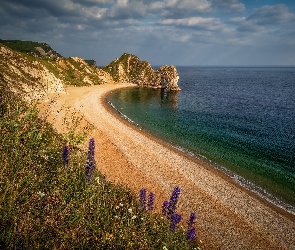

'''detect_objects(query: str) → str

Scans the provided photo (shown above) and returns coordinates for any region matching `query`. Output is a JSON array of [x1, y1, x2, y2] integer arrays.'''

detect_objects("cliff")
[[0, 44, 115, 101], [0, 40, 180, 102], [103, 53, 181, 91]]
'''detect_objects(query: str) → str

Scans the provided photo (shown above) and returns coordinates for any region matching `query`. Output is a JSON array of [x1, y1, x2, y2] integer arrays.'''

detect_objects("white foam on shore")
[[108, 101, 142, 129], [108, 100, 295, 216], [173, 145, 295, 215]]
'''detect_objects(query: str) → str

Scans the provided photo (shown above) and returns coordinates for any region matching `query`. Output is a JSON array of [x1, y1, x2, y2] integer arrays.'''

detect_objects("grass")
[[0, 91, 202, 249], [0, 39, 61, 58]]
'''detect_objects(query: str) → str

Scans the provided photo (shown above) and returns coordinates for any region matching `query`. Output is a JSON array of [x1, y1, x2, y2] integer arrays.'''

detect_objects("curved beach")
[[43, 83, 295, 250]]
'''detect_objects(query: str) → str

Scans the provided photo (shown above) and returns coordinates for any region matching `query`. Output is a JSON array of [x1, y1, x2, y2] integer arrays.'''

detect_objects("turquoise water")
[[107, 67, 295, 213]]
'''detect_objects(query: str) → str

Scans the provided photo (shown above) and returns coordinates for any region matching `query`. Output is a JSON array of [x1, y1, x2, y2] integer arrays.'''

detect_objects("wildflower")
[[62, 145, 69, 167], [186, 228, 197, 242], [139, 188, 146, 212], [131, 215, 137, 220], [170, 213, 182, 232], [119, 203, 124, 207], [128, 208, 133, 214], [147, 192, 155, 211], [188, 212, 196, 228], [167, 186, 180, 219], [186, 212, 197, 242], [162, 200, 169, 216], [85, 138, 95, 181], [163, 246, 168, 250], [95, 177, 100, 184]]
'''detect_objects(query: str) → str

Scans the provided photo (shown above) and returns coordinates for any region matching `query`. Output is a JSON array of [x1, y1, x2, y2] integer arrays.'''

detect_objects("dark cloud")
[[2, 0, 75, 17], [247, 4, 295, 26], [0, 0, 294, 66], [236, 4, 295, 33]]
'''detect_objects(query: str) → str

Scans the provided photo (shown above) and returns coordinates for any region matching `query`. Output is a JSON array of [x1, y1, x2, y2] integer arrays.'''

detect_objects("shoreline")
[[43, 83, 295, 250], [103, 86, 295, 219]]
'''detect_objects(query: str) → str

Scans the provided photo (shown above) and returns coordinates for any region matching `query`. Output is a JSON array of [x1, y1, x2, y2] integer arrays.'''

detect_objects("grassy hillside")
[[0, 92, 202, 249], [0, 39, 62, 58]]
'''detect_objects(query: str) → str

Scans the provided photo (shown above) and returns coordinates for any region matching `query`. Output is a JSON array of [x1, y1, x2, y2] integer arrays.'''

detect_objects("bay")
[[107, 66, 295, 213]]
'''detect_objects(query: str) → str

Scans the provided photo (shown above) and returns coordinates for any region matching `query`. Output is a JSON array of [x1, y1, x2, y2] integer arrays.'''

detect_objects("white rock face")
[[0, 44, 66, 101]]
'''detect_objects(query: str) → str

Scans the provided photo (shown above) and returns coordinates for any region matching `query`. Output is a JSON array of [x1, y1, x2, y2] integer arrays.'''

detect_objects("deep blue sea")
[[107, 67, 295, 214]]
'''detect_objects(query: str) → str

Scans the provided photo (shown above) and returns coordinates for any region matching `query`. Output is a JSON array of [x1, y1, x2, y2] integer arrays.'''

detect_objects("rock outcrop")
[[103, 53, 181, 91]]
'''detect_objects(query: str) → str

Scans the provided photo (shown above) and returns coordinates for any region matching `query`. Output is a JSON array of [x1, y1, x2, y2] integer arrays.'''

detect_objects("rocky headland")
[[103, 53, 181, 91]]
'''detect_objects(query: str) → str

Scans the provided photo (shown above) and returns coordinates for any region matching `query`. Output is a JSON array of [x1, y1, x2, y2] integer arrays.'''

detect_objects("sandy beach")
[[41, 83, 295, 250]]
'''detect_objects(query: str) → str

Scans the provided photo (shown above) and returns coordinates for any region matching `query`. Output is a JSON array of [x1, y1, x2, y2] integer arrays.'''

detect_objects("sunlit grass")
[[0, 92, 202, 249]]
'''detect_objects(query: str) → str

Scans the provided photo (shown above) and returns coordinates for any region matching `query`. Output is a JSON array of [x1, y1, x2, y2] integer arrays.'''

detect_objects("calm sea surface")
[[107, 67, 295, 213]]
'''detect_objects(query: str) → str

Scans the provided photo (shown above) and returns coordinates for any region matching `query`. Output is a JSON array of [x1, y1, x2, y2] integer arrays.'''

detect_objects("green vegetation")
[[0, 43, 104, 90], [0, 91, 202, 249], [84, 59, 97, 67], [103, 53, 155, 83], [0, 39, 61, 58]]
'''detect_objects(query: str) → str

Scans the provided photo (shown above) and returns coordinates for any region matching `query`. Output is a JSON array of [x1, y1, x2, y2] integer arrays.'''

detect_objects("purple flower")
[[147, 192, 155, 211], [85, 138, 95, 181], [139, 188, 146, 212], [167, 186, 180, 219], [62, 145, 69, 167], [186, 212, 197, 242], [162, 201, 168, 216], [186, 228, 197, 242], [188, 212, 196, 228], [170, 213, 182, 232]]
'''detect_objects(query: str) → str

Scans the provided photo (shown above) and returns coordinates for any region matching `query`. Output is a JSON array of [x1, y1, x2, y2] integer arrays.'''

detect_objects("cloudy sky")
[[1, 0, 295, 66]]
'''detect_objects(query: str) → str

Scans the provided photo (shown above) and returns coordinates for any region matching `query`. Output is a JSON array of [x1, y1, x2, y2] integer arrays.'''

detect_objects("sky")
[[1, 0, 295, 66]]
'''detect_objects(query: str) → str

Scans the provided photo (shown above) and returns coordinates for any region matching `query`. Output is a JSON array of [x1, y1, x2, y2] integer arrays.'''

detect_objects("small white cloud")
[[117, 0, 128, 7], [228, 17, 246, 25], [160, 17, 223, 31], [76, 24, 85, 30]]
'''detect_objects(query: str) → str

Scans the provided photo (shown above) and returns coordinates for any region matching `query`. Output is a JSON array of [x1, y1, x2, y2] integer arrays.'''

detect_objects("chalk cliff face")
[[0, 44, 66, 101], [0, 44, 115, 101], [103, 53, 181, 91]]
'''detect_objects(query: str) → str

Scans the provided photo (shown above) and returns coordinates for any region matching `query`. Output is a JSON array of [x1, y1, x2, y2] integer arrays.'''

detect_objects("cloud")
[[159, 17, 224, 31], [247, 4, 295, 26], [236, 4, 295, 33], [211, 0, 245, 13], [0, 0, 294, 66]]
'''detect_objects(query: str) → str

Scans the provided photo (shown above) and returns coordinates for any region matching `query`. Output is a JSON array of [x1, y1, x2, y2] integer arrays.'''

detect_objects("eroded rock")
[[103, 53, 181, 91]]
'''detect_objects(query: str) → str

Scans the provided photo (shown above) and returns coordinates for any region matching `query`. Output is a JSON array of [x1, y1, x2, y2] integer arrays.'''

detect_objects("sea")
[[106, 66, 295, 214]]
